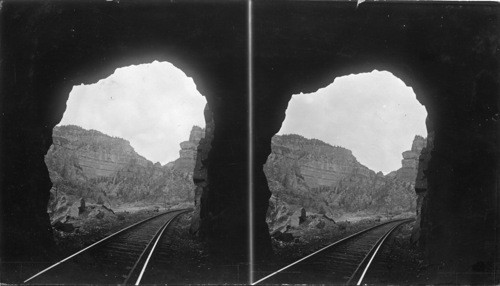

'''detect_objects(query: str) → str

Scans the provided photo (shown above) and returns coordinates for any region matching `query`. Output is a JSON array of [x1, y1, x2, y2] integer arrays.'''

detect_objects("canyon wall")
[[265, 134, 421, 220], [45, 125, 200, 214]]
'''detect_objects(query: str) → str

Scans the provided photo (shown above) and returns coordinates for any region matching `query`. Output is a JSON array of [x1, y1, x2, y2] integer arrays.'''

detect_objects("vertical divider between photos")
[[247, 0, 254, 284]]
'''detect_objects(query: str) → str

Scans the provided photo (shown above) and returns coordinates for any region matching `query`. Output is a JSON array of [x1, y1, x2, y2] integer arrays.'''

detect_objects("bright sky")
[[59, 61, 206, 165], [278, 70, 427, 174]]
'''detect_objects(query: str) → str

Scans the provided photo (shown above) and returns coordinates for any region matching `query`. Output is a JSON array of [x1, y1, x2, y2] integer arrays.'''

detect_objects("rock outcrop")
[[267, 195, 308, 234], [396, 135, 427, 183], [48, 188, 117, 233], [264, 134, 422, 222], [174, 126, 205, 174]]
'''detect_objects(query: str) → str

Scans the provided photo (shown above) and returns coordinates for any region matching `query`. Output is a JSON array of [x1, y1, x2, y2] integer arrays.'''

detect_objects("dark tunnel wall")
[[1, 0, 499, 283]]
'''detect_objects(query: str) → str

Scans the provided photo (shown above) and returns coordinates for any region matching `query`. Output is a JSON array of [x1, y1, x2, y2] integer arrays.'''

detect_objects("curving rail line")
[[252, 218, 413, 285], [24, 208, 190, 285]]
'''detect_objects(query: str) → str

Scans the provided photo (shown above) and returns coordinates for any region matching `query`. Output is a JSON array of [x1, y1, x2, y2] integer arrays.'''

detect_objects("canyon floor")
[[25, 209, 434, 284]]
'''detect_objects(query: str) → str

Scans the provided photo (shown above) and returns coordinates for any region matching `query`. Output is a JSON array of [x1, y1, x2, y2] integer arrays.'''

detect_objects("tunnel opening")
[[44, 61, 208, 246], [263, 70, 429, 242]]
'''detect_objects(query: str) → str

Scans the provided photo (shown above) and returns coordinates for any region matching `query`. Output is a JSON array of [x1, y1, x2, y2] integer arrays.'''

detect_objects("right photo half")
[[251, 1, 499, 284]]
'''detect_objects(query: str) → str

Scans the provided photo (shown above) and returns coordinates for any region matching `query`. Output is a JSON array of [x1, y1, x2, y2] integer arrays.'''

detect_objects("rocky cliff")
[[395, 135, 427, 183], [47, 126, 150, 182], [173, 126, 205, 173], [264, 134, 424, 223], [45, 125, 201, 225]]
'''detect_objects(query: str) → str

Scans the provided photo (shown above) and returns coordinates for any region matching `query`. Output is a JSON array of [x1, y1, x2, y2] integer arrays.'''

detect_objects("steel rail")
[[23, 208, 188, 283], [346, 219, 411, 285], [252, 218, 411, 285], [132, 209, 189, 285], [354, 219, 412, 285], [122, 211, 177, 284]]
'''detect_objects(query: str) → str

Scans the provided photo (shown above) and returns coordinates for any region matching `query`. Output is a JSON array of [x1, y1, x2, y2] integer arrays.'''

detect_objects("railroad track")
[[24, 208, 190, 285], [253, 218, 413, 285]]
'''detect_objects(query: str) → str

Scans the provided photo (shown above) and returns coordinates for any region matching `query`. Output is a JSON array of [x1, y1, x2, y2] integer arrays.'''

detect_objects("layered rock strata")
[[47, 125, 150, 179]]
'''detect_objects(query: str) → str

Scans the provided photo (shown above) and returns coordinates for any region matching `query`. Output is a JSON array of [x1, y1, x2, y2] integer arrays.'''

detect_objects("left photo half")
[[0, 0, 253, 284]]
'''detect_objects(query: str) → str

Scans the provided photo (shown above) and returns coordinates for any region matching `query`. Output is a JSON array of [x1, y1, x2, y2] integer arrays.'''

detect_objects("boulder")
[[322, 213, 336, 223], [307, 216, 327, 229], [87, 204, 116, 220], [68, 202, 81, 218], [314, 220, 326, 229], [338, 221, 349, 231], [53, 221, 75, 233], [88, 208, 104, 219], [272, 231, 294, 242], [50, 195, 82, 224]]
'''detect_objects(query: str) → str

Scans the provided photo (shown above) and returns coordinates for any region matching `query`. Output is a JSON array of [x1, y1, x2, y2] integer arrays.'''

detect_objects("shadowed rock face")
[[190, 105, 214, 236], [0, 1, 498, 282]]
